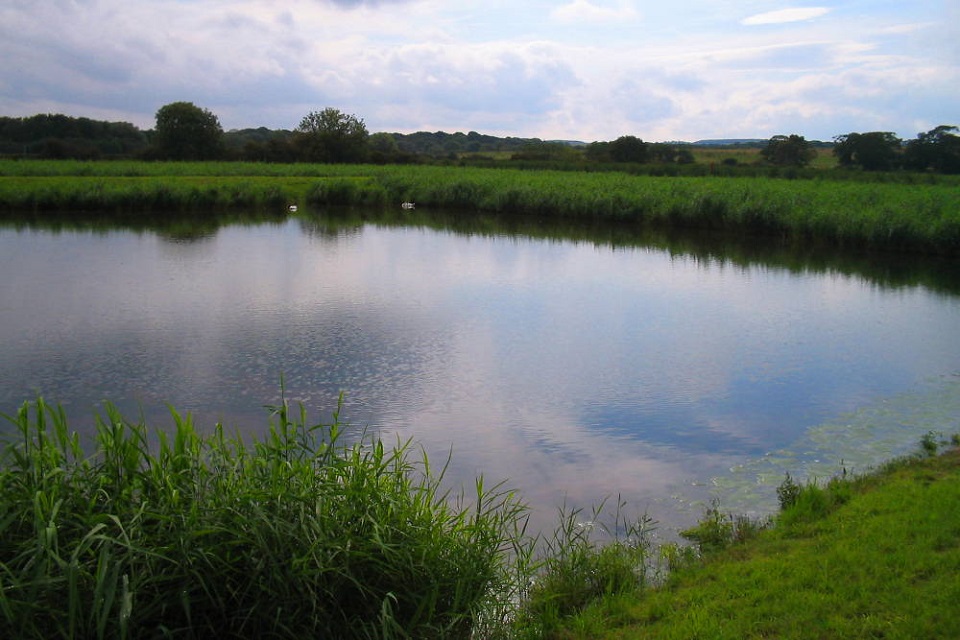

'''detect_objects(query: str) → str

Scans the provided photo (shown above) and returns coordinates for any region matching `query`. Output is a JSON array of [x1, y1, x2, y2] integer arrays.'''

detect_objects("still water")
[[2, 211, 959, 534]]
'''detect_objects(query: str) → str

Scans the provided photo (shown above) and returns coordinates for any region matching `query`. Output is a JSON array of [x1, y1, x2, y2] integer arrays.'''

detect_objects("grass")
[[2, 160, 958, 256], [3, 394, 959, 639], [0, 394, 529, 639], [548, 437, 960, 639]]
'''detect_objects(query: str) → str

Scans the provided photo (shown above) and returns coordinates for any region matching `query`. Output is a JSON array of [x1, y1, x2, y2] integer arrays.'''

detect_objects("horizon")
[[1, 111, 861, 146], [1, 1, 955, 143]]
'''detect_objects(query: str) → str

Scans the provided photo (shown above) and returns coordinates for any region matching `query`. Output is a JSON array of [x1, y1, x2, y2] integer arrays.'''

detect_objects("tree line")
[[1, 101, 958, 174], [760, 129, 960, 173]]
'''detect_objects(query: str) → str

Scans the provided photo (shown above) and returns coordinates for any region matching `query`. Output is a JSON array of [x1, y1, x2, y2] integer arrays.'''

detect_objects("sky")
[[1, 0, 956, 142]]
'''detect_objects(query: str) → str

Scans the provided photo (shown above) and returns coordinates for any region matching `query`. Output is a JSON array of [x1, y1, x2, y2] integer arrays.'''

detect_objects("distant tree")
[[152, 102, 224, 160], [584, 141, 611, 163], [369, 132, 399, 155], [760, 134, 816, 167], [295, 108, 369, 163], [902, 125, 960, 174], [608, 135, 648, 163], [511, 141, 580, 162], [832, 131, 901, 171], [0, 114, 146, 158], [648, 143, 678, 164], [223, 127, 296, 162], [367, 132, 400, 164]]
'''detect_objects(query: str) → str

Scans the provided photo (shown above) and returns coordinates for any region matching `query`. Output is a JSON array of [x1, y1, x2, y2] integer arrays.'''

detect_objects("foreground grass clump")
[[553, 440, 960, 639], [510, 502, 657, 640], [0, 397, 526, 639]]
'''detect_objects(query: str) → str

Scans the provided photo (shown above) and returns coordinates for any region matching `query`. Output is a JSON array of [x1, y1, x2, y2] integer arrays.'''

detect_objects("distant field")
[[691, 146, 838, 169], [458, 145, 840, 169]]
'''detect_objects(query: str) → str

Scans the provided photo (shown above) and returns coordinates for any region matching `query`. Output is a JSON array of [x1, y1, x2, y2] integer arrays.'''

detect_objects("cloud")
[[550, 0, 638, 24], [322, 0, 414, 6], [611, 78, 679, 126], [0, 0, 953, 142], [742, 7, 830, 26]]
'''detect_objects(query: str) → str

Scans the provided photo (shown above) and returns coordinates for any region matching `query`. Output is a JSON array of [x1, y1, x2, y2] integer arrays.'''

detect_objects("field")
[[690, 145, 838, 169], [1, 160, 957, 256]]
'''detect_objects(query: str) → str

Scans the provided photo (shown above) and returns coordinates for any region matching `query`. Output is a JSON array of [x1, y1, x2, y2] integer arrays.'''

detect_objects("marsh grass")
[[0, 393, 675, 639], [4, 393, 958, 639], [2, 161, 959, 255], [509, 500, 658, 639], [0, 395, 528, 639], [0, 176, 311, 212]]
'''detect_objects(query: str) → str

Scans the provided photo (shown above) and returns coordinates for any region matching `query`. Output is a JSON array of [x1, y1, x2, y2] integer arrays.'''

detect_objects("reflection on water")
[[1, 208, 959, 534]]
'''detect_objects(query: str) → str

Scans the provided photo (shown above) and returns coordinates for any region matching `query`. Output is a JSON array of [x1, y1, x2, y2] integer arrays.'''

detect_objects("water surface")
[[2, 211, 958, 533]]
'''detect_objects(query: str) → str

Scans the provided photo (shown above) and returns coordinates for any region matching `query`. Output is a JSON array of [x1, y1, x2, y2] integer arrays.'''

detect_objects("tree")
[[903, 125, 960, 174], [760, 134, 816, 167], [295, 108, 369, 163], [584, 141, 611, 163], [0, 114, 147, 158], [152, 102, 224, 160], [511, 141, 580, 162], [832, 131, 901, 171], [608, 135, 648, 163], [367, 132, 401, 164]]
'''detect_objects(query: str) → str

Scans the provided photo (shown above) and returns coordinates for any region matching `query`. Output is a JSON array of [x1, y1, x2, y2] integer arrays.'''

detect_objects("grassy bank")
[[2, 396, 959, 638], [549, 438, 960, 639], [1, 160, 959, 256]]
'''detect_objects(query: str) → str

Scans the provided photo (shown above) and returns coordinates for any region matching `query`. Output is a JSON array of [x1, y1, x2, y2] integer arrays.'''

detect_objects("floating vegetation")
[[708, 374, 960, 518]]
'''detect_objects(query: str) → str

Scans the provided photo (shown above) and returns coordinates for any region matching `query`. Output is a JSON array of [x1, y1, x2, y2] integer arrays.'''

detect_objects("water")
[[2, 211, 959, 534]]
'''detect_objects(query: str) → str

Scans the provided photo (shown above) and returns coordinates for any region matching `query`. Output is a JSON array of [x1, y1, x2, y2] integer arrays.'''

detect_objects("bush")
[[777, 472, 803, 509]]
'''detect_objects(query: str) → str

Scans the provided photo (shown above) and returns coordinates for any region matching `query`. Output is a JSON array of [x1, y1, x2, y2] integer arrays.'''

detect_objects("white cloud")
[[0, 0, 954, 142], [742, 7, 830, 26], [550, 0, 638, 24]]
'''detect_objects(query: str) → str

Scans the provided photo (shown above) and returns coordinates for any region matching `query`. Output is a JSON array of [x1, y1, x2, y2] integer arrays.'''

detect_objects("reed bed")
[[0, 160, 344, 178], [2, 160, 958, 255], [371, 166, 960, 254], [0, 396, 529, 639], [0, 176, 312, 212]]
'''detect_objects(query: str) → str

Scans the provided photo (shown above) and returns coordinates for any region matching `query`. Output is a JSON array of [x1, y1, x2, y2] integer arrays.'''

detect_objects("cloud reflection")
[[2, 219, 958, 534]]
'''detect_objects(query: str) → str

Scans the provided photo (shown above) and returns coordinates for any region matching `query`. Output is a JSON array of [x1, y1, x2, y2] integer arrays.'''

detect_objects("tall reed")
[[2, 161, 958, 255], [0, 395, 527, 639]]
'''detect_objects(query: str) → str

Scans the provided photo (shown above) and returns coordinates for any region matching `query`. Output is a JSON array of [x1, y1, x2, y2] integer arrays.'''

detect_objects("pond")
[[2, 209, 959, 535]]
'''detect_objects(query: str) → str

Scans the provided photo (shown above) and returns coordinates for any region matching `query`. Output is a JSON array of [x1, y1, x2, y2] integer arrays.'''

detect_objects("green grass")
[[3, 394, 959, 639], [0, 395, 528, 639], [0, 175, 328, 212], [2, 160, 957, 255], [548, 443, 960, 639]]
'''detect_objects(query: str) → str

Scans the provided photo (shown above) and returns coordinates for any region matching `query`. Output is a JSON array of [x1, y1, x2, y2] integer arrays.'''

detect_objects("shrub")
[[777, 472, 803, 509]]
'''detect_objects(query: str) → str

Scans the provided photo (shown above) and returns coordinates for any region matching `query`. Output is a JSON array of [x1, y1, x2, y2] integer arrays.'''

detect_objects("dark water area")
[[2, 209, 959, 535]]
